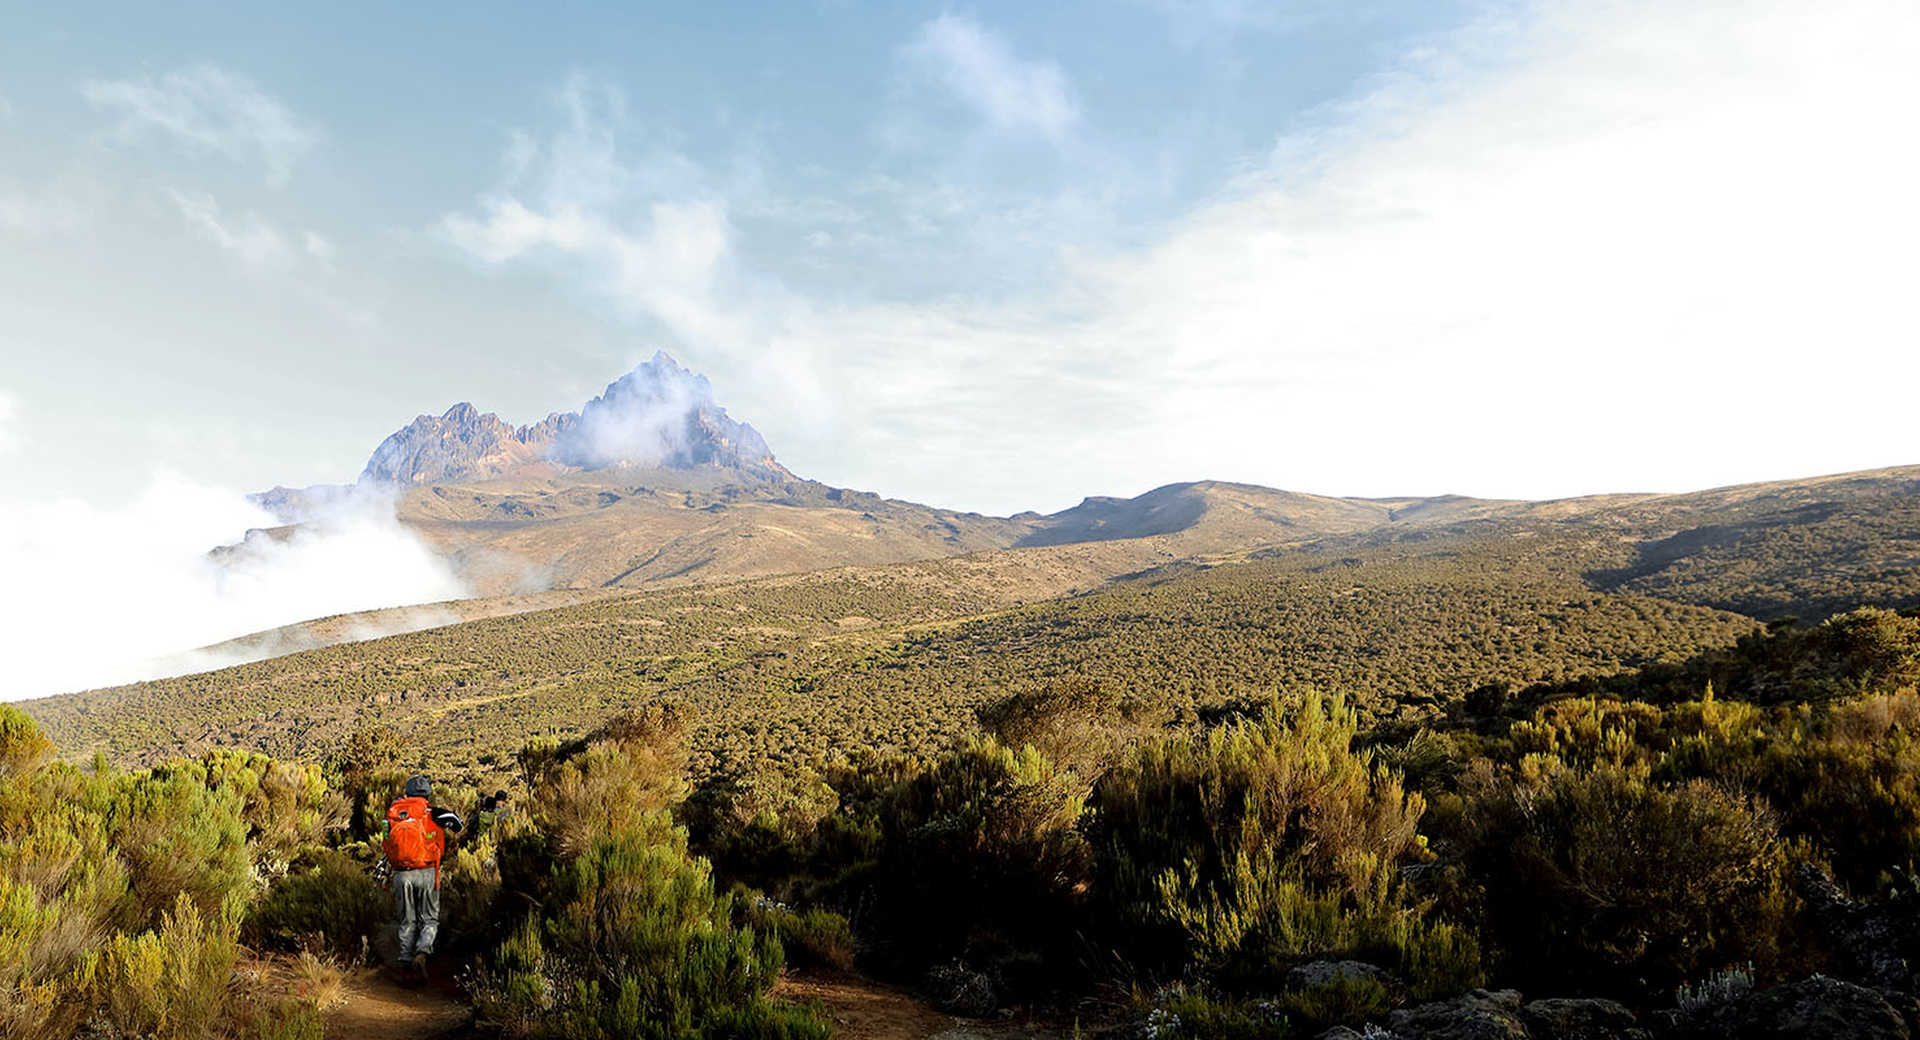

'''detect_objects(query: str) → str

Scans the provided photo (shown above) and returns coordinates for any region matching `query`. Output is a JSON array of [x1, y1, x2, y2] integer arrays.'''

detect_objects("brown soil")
[[324, 966, 471, 1040], [318, 965, 1076, 1039], [774, 973, 1073, 1040]]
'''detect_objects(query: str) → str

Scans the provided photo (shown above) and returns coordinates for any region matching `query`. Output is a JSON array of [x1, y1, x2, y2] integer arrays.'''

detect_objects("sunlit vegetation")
[[12, 469, 1920, 1031], [26, 531, 1757, 790], [0, 702, 828, 1038], [677, 606, 1920, 1029], [11, 600, 1920, 1032]]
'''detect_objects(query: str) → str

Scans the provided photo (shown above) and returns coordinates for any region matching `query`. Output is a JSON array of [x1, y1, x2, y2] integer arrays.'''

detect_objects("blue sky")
[[1, 0, 1916, 517], [2, 0, 1918, 697]]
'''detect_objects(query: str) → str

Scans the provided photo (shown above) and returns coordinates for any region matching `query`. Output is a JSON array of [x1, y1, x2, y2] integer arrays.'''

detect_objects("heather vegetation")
[[667, 606, 1920, 1035], [0, 702, 830, 1039], [12, 477, 1920, 1036], [10, 605, 1920, 1035], [27, 529, 1759, 785]]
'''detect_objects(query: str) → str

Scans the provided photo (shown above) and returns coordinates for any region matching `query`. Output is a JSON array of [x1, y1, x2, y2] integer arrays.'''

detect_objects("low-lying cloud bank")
[[0, 473, 467, 702]]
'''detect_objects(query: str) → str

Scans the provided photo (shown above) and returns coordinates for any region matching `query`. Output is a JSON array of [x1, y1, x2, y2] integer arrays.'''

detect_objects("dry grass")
[[285, 951, 349, 1012]]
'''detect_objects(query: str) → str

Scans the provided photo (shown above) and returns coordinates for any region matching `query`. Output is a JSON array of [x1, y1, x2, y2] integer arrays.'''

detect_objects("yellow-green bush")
[[1089, 690, 1479, 996], [244, 848, 386, 960], [0, 708, 327, 1038], [844, 738, 1091, 984], [100, 893, 239, 1039], [1451, 758, 1794, 994], [475, 724, 829, 1039]]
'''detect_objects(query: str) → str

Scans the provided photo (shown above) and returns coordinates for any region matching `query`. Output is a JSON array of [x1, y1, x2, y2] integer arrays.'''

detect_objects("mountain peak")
[[359, 355, 790, 486]]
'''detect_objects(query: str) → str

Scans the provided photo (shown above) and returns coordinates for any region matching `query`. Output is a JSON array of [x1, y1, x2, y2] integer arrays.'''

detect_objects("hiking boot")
[[414, 951, 432, 983]]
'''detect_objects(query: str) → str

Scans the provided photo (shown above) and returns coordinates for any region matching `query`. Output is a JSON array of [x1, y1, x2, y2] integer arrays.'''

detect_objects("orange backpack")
[[383, 796, 446, 871]]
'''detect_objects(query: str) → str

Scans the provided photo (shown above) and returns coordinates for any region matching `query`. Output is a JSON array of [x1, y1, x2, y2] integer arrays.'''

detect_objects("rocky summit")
[[359, 351, 790, 485]]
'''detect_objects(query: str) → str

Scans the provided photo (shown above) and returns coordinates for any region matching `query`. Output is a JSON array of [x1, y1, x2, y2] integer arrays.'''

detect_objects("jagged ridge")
[[359, 352, 789, 485]]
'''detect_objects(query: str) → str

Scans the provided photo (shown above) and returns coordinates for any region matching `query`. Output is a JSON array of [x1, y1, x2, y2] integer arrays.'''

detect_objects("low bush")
[[1453, 759, 1795, 995], [474, 724, 829, 1039], [1281, 974, 1395, 1030], [1089, 690, 1479, 996], [100, 893, 240, 1040], [244, 848, 386, 961], [735, 889, 856, 972], [850, 738, 1091, 984], [683, 766, 838, 888], [1134, 985, 1291, 1040]]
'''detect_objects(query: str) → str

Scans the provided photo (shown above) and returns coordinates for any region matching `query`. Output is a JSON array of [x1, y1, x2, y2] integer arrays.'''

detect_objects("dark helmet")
[[405, 775, 432, 799]]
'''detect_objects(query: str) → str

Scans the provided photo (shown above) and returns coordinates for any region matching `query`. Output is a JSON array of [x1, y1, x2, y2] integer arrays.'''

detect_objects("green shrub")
[[0, 705, 55, 779], [474, 826, 827, 1039], [1135, 985, 1290, 1040], [848, 738, 1091, 982], [0, 711, 330, 1039], [475, 724, 827, 1039], [683, 766, 838, 887], [1089, 690, 1478, 995], [244, 848, 386, 960], [736, 889, 856, 972], [1455, 759, 1794, 995], [526, 705, 690, 859], [100, 892, 240, 1040], [1282, 974, 1394, 1030], [173, 750, 344, 877], [109, 767, 252, 929]]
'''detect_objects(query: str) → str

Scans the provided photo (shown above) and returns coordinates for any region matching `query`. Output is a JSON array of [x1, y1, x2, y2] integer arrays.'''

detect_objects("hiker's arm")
[[431, 806, 464, 833]]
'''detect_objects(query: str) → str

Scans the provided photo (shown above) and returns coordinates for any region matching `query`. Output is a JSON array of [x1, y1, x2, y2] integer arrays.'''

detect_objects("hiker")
[[383, 775, 463, 979], [473, 794, 497, 841], [492, 789, 512, 823]]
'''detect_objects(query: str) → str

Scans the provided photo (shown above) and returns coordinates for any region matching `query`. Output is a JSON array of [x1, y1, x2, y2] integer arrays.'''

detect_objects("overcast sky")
[[2, 0, 1916, 518]]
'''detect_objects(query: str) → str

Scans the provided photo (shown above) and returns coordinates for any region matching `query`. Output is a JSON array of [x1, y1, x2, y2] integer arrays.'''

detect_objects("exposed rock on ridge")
[[360, 352, 790, 485]]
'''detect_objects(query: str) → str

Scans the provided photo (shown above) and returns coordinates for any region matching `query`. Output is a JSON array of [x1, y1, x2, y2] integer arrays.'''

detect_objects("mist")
[[0, 472, 469, 702]]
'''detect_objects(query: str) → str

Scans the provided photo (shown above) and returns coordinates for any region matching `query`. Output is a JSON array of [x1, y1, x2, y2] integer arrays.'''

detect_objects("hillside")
[[232, 352, 1920, 646], [27, 522, 1759, 778], [24, 450, 1920, 778]]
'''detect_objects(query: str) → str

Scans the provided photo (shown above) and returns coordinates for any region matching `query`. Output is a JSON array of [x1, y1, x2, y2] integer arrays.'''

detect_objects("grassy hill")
[[23, 464, 1920, 785], [26, 526, 1751, 780]]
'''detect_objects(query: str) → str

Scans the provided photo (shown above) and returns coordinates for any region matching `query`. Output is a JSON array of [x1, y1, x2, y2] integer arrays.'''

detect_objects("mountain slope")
[[24, 463, 1920, 777], [21, 524, 1755, 774]]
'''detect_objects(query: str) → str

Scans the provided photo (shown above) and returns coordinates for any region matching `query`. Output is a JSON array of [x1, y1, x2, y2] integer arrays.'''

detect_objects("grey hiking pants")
[[392, 866, 440, 963]]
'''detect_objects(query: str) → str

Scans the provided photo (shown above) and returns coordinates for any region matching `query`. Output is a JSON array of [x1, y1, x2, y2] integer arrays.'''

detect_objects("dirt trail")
[[321, 967, 1072, 1039], [776, 974, 1073, 1040], [324, 968, 471, 1040]]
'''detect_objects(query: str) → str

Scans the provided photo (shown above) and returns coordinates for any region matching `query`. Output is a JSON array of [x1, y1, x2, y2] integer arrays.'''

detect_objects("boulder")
[[1519, 997, 1645, 1040], [1678, 975, 1908, 1040], [1387, 989, 1527, 1040], [1795, 863, 1914, 991], [924, 960, 997, 1018]]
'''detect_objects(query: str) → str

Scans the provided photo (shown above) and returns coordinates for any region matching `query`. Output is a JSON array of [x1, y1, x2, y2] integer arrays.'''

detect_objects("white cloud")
[[301, 229, 335, 263], [83, 65, 316, 185], [1057, 0, 1920, 499], [167, 188, 306, 269], [0, 391, 17, 455], [448, 0, 1919, 513], [442, 75, 745, 354], [0, 475, 469, 701], [902, 15, 1079, 140], [0, 180, 89, 235]]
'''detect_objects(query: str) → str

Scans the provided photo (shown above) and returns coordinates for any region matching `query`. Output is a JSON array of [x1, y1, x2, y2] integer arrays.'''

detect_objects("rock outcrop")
[[359, 352, 791, 486], [1668, 975, 1908, 1039], [1386, 989, 1530, 1040]]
